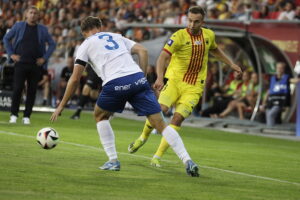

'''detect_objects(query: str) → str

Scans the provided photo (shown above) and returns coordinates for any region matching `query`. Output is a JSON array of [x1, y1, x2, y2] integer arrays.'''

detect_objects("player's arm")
[[131, 43, 148, 73], [153, 50, 171, 91], [210, 47, 242, 76], [50, 64, 85, 121]]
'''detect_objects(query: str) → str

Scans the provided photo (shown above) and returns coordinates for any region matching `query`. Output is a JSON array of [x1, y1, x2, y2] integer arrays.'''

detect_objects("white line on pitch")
[[0, 130, 299, 187]]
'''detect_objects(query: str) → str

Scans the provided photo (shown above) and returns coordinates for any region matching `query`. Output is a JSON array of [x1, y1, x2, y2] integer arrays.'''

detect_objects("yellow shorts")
[[158, 79, 204, 118]]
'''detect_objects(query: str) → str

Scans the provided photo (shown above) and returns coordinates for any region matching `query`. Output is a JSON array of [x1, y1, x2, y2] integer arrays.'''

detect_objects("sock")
[[140, 119, 154, 141], [140, 112, 168, 140], [162, 126, 191, 164], [96, 120, 117, 161], [154, 124, 181, 158], [78, 95, 89, 108]]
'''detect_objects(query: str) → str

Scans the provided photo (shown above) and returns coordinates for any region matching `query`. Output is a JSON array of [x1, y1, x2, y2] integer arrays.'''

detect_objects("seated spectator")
[[37, 68, 50, 106], [218, 71, 252, 119], [278, 1, 295, 20], [205, 62, 220, 103], [252, 4, 270, 19], [236, 72, 259, 119], [200, 71, 242, 118], [217, 3, 232, 20]]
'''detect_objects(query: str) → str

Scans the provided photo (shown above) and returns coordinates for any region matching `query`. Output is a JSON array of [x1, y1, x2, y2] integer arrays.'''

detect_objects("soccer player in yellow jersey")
[[128, 6, 243, 167]]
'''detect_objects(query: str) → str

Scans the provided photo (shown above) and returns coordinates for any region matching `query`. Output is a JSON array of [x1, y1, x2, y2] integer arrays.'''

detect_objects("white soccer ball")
[[36, 127, 59, 149]]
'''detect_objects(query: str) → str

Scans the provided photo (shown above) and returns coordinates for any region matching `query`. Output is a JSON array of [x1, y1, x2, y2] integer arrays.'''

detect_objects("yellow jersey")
[[163, 28, 217, 86]]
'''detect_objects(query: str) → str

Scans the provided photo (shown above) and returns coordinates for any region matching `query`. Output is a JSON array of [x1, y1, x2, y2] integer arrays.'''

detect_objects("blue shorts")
[[97, 72, 161, 116]]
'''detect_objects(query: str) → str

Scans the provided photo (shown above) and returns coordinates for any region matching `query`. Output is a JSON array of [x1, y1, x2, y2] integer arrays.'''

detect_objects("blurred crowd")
[[1, 0, 300, 54], [0, 0, 299, 125]]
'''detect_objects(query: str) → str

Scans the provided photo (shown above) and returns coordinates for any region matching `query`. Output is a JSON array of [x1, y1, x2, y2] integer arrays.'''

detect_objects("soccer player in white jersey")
[[50, 16, 199, 177]]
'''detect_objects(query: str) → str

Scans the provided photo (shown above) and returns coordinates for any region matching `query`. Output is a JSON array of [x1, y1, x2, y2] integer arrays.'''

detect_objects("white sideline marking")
[[1, 130, 299, 187]]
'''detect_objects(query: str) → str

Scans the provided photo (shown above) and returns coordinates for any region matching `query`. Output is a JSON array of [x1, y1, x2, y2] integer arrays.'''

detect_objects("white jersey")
[[75, 32, 142, 85]]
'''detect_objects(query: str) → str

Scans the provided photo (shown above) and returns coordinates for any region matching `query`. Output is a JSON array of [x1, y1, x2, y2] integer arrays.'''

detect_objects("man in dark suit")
[[3, 6, 56, 124]]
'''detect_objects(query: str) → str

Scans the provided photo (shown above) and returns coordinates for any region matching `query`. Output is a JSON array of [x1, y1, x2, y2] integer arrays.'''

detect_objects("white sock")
[[96, 120, 117, 161], [162, 126, 191, 164]]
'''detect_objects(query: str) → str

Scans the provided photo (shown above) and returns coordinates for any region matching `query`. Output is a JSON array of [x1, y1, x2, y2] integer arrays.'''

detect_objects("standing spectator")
[[3, 6, 56, 124], [261, 62, 292, 126]]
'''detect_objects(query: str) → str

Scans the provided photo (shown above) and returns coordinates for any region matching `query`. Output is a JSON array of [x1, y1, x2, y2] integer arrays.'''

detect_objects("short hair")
[[25, 6, 39, 20], [277, 62, 286, 68], [27, 6, 39, 12], [188, 6, 206, 18], [81, 16, 102, 33]]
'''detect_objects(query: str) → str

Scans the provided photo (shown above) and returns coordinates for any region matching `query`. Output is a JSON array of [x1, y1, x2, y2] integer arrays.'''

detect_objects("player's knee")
[[94, 106, 110, 122], [153, 120, 166, 133], [94, 112, 109, 122], [147, 113, 167, 133], [82, 85, 91, 96], [171, 113, 184, 126], [160, 104, 169, 114]]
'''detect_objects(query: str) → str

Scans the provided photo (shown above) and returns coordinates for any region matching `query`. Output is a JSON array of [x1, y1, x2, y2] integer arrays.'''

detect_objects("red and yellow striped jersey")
[[163, 28, 217, 86]]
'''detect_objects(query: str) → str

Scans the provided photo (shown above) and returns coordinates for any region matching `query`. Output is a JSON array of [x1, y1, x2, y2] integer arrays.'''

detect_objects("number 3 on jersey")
[[98, 34, 119, 50]]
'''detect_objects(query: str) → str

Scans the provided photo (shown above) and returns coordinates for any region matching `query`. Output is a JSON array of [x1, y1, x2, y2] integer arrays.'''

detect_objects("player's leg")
[[125, 78, 199, 176], [10, 63, 27, 123], [23, 65, 41, 122], [266, 105, 281, 126], [71, 84, 91, 119], [94, 105, 120, 171], [128, 104, 169, 153], [237, 101, 246, 120], [219, 99, 238, 118], [94, 78, 128, 171], [147, 113, 199, 177], [151, 87, 200, 167], [151, 116, 182, 167], [128, 80, 178, 153]]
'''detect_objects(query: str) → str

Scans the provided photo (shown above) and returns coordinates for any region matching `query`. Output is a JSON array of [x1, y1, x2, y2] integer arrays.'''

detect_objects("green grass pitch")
[[0, 110, 299, 200]]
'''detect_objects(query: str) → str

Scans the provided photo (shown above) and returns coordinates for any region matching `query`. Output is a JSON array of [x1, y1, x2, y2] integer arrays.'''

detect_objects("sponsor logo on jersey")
[[134, 77, 147, 85], [167, 39, 174, 46], [115, 84, 131, 91], [194, 40, 202, 45]]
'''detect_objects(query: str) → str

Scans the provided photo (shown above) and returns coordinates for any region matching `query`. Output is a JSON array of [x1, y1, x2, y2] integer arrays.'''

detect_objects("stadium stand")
[[0, 0, 299, 135]]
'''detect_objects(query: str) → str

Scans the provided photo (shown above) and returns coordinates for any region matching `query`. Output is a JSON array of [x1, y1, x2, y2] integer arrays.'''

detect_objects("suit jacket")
[[3, 21, 56, 69]]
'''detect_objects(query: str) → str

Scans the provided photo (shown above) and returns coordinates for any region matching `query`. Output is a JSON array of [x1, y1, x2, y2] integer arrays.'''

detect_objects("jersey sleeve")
[[163, 31, 181, 55], [210, 30, 218, 50], [75, 40, 89, 64], [122, 36, 136, 51]]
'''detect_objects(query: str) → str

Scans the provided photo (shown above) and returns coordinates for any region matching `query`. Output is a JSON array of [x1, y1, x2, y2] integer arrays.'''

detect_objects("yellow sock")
[[154, 124, 181, 158], [140, 119, 153, 141]]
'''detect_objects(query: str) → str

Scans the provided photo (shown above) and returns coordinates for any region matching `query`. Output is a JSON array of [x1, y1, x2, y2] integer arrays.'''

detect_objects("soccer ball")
[[36, 127, 59, 149]]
